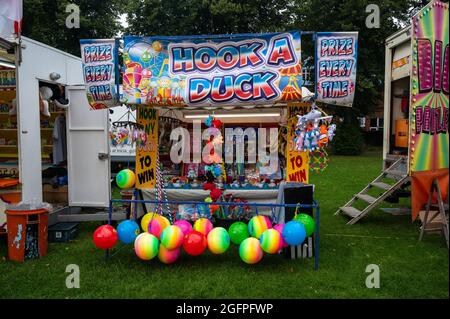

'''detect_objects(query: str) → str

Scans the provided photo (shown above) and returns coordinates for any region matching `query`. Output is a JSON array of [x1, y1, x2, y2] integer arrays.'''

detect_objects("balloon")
[[248, 215, 272, 239], [210, 188, 222, 201], [193, 218, 213, 236], [117, 220, 140, 244], [183, 230, 207, 256], [141, 213, 170, 238], [134, 232, 159, 260], [273, 224, 288, 248], [173, 220, 193, 236], [116, 169, 136, 189], [160, 225, 184, 250], [93, 225, 118, 249], [152, 41, 163, 52], [293, 213, 315, 237], [207, 227, 230, 254], [239, 237, 263, 264], [228, 222, 249, 245], [158, 245, 180, 264], [213, 166, 222, 177], [282, 221, 306, 246], [259, 229, 282, 254]]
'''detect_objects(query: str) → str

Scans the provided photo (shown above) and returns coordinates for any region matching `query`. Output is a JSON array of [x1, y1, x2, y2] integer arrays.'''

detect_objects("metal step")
[[371, 182, 392, 190], [340, 206, 362, 218], [355, 193, 377, 204], [384, 169, 407, 177]]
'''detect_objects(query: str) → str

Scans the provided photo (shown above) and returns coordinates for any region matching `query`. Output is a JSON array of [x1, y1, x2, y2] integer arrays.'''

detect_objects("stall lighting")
[[0, 60, 15, 68], [184, 113, 280, 119]]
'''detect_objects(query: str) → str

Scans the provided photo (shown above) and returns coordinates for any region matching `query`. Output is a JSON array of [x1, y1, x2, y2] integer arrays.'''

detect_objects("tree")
[[290, 0, 423, 117], [21, 0, 124, 56], [124, 0, 295, 36]]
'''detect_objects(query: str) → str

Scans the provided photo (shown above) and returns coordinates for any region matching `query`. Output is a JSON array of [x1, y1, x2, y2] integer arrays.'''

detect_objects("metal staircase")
[[336, 157, 411, 225]]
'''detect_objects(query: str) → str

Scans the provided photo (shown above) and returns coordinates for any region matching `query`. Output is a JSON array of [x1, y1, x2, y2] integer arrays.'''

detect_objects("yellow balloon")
[[152, 41, 163, 52]]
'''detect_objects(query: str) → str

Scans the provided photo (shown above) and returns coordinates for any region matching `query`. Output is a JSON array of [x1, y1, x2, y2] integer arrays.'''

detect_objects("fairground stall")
[[82, 30, 359, 265], [337, 0, 448, 248]]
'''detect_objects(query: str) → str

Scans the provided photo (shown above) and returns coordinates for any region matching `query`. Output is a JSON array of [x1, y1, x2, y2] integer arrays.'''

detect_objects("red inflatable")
[[183, 230, 207, 256], [93, 225, 118, 249]]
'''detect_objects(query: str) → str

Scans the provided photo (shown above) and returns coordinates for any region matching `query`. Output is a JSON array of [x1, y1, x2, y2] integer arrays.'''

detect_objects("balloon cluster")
[[92, 212, 315, 265], [203, 115, 223, 215]]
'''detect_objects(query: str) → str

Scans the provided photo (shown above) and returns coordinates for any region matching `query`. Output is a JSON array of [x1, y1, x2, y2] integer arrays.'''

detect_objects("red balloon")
[[183, 230, 207, 256], [93, 225, 118, 249]]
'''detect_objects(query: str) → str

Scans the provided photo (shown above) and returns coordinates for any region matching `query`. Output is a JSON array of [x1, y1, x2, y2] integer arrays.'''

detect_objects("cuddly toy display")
[[292, 104, 336, 173]]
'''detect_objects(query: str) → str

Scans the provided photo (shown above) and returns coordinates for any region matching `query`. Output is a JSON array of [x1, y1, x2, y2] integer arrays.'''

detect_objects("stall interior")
[[158, 108, 284, 190], [38, 81, 69, 207]]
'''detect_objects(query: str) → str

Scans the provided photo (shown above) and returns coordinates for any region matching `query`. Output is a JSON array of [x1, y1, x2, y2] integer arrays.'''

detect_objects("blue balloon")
[[213, 166, 222, 177], [282, 221, 306, 246], [117, 220, 140, 244]]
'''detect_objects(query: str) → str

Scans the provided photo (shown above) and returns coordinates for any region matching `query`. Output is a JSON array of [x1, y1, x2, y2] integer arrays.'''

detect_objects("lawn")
[[0, 151, 448, 299]]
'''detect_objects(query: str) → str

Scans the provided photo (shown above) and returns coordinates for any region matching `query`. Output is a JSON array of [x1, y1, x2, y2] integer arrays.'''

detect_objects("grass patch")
[[0, 151, 448, 299]]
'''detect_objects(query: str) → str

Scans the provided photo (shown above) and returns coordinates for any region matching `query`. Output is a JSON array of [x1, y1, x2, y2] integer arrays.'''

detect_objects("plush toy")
[[39, 86, 52, 117], [328, 124, 336, 141], [203, 182, 215, 191], [210, 188, 222, 201], [318, 124, 329, 148]]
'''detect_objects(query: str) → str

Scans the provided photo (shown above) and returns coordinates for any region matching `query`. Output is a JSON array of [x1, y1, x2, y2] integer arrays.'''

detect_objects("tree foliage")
[[21, 0, 427, 116], [22, 0, 124, 56]]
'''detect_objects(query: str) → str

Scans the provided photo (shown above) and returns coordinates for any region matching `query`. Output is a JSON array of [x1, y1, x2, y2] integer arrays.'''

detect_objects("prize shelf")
[[0, 112, 64, 159]]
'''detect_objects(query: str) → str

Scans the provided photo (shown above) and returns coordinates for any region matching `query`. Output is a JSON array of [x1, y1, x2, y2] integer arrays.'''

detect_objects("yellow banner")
[[135, 106, 158, 189], [286, 102, 310, 183]]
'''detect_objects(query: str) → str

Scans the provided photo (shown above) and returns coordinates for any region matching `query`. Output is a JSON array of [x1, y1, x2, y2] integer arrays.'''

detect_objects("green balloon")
[[228, 222, 249, 245], [293, 214, 315, 237]]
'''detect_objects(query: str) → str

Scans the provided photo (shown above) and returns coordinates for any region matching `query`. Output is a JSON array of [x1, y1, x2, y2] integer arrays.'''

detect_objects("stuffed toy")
[[39, 86, 52, 117]]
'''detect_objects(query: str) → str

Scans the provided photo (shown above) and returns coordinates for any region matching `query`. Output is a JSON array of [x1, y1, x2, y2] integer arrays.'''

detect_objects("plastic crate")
[[48, 222, 79, 243]]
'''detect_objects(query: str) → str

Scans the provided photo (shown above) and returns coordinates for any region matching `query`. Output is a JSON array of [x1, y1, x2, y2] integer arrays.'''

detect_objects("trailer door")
[[66, 86, 110, 207]]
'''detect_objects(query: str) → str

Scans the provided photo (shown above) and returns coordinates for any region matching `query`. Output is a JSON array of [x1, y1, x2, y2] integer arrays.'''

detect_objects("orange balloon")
[[152, 41, 163, 52]]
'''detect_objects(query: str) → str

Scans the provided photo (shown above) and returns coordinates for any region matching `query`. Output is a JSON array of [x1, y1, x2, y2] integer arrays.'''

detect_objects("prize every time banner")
[[122, 32, 303, 108]]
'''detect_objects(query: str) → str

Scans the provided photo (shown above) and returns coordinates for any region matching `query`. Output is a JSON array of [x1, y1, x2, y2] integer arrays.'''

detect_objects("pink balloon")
[[273, 224, 288, 248], [174, 220, 193, 236]]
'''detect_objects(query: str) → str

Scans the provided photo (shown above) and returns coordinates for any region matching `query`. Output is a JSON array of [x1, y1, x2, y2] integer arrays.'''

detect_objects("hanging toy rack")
[[111, 105, 144, 130]]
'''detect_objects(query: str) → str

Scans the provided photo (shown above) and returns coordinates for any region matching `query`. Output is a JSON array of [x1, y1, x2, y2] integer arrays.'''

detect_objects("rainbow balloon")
[[248, 215, 272, 239], [158, 245, 180, 264], [148, 214, 170, 239], [134, 233, 159, 260], [207, 227, 230, 254], [193, 218, 213, 236], [116, 169, 136, 189], [173, 220, 193, 235], [259, 229, 282, 254], [160, 225, 184, 250], [239, 237, 263, 264], [273, 224, 288, 248]]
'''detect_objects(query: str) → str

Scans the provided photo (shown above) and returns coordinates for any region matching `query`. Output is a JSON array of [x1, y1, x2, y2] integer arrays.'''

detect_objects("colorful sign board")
[[315, 32, 358, 107], [80, 39, 119, 110], [286, 102, 310, 183], [122, 32, 302, 108], [135, 106, 158, 189], [410, 1, 449, 172]]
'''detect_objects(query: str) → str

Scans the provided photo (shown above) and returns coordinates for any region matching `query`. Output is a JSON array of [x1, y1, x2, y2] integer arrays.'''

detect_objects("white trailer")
[[1, 36, 116, 224]]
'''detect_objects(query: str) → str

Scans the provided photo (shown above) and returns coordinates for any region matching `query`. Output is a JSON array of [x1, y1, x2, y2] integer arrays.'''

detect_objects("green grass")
[[0, 151, 448, 299]]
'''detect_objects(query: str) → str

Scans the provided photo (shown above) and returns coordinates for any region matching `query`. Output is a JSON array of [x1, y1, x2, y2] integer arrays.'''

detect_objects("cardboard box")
[[43, 184, 68, 204]]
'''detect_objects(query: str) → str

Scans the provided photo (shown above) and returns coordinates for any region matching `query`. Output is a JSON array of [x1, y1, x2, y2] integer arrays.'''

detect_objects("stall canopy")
[[80, 31, 359, 110]]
